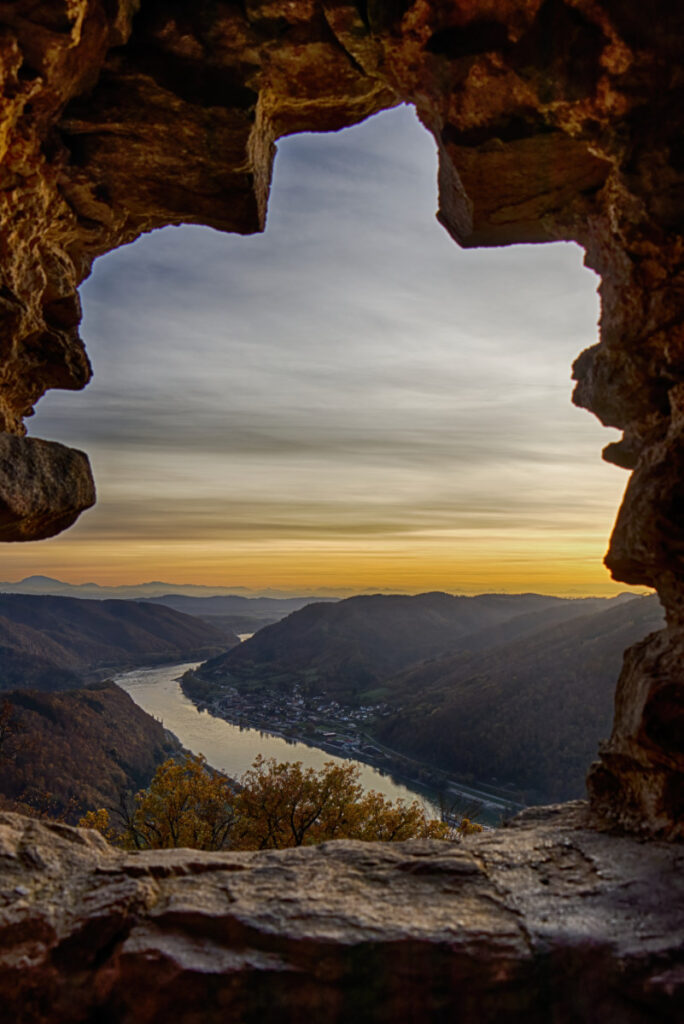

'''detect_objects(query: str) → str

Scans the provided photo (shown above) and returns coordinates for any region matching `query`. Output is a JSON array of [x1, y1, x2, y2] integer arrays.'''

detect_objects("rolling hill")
[[0, 682, 181, 821], [191, 589, 662, 803], [375, 594, 665, 801], [0, 594, 237, 692], [138, 593, 334, 635], [197, 591, 634, 700]]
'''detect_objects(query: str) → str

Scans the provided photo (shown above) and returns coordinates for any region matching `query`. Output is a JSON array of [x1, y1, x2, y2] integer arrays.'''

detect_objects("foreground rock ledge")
[[1, 805, 682, 1023]]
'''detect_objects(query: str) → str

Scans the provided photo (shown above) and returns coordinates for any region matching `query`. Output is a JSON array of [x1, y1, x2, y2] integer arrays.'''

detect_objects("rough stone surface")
[[0, 432, 95, 540], [0, 2, 683, 831], [0, 804, 682, 1023]]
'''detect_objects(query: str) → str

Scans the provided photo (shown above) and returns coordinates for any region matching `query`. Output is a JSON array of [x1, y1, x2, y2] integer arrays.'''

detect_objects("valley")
[[184, 590, 665, 804], [0, 593, 237, 691], [115, 663, 480, 820], [0, 582, 666, 828]]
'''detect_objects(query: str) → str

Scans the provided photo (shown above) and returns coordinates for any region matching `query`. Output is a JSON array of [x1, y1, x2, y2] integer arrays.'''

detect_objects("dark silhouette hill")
[[191, 590, 661, 803], [0, 594, 236, 692], [198, 591, 630, 698], [376, 594, 664, 801], [0, 682, 180, 821]]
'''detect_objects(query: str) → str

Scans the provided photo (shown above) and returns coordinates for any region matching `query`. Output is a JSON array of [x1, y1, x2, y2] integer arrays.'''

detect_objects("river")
[[116, 662, 445, 815]]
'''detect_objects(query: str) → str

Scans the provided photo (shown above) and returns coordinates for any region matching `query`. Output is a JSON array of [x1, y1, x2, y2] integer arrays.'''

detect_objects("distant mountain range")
[[193, 590, 663, 802], [0, 575, 340, 601], [138, 593, 336, 635], [0, 594, 237, 692]]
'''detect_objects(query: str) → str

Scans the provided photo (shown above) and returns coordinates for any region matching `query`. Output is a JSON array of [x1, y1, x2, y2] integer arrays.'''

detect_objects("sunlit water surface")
[[116, 662, 442, 815]]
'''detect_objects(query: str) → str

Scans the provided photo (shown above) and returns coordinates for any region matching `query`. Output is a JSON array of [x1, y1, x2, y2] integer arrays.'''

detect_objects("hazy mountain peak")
[[0, 576, 334, 602]]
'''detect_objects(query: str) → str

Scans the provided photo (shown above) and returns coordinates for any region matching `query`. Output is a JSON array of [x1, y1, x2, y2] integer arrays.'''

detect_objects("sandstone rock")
[[0, 433, 95, 540], [0, 804, 682, 1023], [587, 626, 684, 840]]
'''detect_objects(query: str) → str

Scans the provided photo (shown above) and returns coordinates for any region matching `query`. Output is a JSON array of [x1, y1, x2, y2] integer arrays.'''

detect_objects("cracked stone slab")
[[0, 803, 681, 1023]]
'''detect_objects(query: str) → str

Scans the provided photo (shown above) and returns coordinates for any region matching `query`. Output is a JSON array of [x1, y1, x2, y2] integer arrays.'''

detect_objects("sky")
[[3, 104, 639, 596]]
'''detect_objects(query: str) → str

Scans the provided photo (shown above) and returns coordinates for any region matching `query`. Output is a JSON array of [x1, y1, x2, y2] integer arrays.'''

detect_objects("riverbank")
[[115, 662, 466, 819], [180, 668, 524, 824]]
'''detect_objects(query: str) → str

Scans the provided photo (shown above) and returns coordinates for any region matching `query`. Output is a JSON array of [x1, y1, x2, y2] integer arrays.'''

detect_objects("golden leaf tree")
[[80, 754, 238, 850], [80, 753, 455, 850]]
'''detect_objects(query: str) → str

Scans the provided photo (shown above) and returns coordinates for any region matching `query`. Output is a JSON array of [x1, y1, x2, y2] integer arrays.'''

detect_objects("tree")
[[456, 818, 483, 837], [80, 753, 452, 850], [437, 788, 485, 837], [80, 753, 238, 850], [232, 755, 449, 848]]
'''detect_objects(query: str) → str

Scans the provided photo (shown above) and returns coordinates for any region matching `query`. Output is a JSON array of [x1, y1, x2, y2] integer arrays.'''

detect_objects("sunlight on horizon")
[[11, 105, 637, 598]]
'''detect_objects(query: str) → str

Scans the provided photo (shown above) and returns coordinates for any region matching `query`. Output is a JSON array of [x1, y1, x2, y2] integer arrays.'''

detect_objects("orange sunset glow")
[[6, 107, 640, 600]]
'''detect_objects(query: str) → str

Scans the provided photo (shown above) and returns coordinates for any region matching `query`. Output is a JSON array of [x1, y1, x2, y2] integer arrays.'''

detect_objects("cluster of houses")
[[203, 682, 390, 756]]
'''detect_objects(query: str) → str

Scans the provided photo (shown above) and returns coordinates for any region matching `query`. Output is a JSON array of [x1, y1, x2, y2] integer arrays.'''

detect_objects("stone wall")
[[0, 1, 682, 832]]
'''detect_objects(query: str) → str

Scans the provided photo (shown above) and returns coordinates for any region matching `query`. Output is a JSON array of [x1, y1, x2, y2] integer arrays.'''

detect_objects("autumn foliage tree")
[[81, 754, 237, 850], [129, 754, 238, 850], [232, 755, 450, 849], [80, 753, 459, 851]]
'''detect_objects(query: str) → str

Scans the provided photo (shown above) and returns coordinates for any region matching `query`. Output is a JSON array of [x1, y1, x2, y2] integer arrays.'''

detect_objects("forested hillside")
[[191, 590, 662, 803], [0, 683, 180, 821], [376, 595, 664, 801], [0, 594, 236, 692]]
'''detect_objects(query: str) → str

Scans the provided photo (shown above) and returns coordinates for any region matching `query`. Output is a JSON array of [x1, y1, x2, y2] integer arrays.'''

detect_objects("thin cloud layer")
[[17, 105, 632, 594]]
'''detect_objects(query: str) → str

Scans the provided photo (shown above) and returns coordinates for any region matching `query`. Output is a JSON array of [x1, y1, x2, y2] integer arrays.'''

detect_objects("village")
[[180, 671, 523, 826], [195, 681, 392, 760]]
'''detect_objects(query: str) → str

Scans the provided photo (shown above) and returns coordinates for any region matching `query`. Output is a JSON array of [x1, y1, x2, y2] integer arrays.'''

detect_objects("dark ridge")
[[0, 593, 236, 692], [376, 595, 664, 802], [0, 682, 179, 822]]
